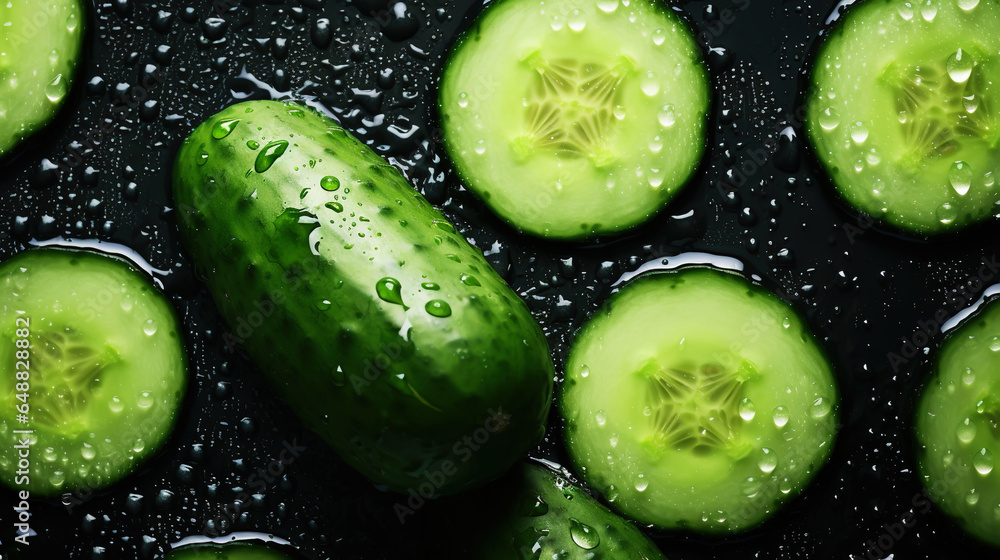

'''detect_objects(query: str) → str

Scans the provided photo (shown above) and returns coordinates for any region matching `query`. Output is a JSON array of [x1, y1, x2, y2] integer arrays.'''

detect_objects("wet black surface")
[[0, 0, 997, 558]]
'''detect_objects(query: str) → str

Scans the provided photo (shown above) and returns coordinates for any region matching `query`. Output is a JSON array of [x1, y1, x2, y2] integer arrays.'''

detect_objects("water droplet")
[[634, 474, 648, 492], [197, 153, 209, 166], [958, 417, 978, 444], [759, 448, 778, 473], [137, 391, 154, 409], [44, 447, 58, 462], [819, 107, 840, 131], [974, 448, 994, 475], [461, 274, 481, 286], [212, 118, 240, 139], [948, 48, 974, 83], [936, 202, 957, 225], [920, 0, 938, 21], [523, 495, 549, 517], [580, 364, 590, 378], [325, 202, 344, 213], [331, 366, 346, 387], [959, 0, 980, 10], [569, 519, 600, 550], [605, 484, 618, 502], [457, 92, 469, 108], [897, 1, 914, 19], [657, 105, 676, 127], [613, 104, 626, 120], [49, 471, 66, 487], [376, 277, 405, 306], [45, 74, 67, 103], [779, 477, 793, 494], [964, 94, 980, 114], [321, 176, 340, 191], [640, 71, 659, 96], [255, 140, 290, 173], [597, 0, 618, 12], [425, 299, 452, 317], [642, 405, 652, 416], [985, 172, 996, 188], [948, 161, 973, 195], [109, 396, 124, 413], [421, 282, 440, 291], [652, 28, 666, 45], [609, 433, 619, 447], [810, 397, 832, 418], [963, 367, 976, 385], [143, 319, 157, 336], [782, 317, 792, 328], [595, 410, 607, 426], [990, 336, 1000, 351], [739, 397, 756, 421], [81, 442, 96, 460], [966, 488, 980, 505], [567, 9, 586, 31], [850, 123, 869, 144], [773, 406, 789, 428], [247, 140, 260, 150]]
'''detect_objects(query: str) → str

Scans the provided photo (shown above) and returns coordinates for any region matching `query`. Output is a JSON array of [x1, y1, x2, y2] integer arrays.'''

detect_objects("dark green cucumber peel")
[[916, 296, 1000, 547], [0, 0, 86, 157], [173, 100, 554, 496], [166, 542, 296, 560], [471, 463, 667, 559], [806, 0, 1000, 235], [0, 248, 187, 496], [560, 267, 839, 534], [439, 0, 709, 240]]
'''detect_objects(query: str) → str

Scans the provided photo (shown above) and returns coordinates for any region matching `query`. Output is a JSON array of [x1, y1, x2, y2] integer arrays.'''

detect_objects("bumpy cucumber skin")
[[166, 542, 296, 560], [916, 297, 1000, 548], [173, 100, 554, 496], [0, 248, 188, 496], [561, 267, 839, 534], [805, 0, 1000, 236], [475, 464, 667, 560], [439, 0, 709, 241], [0, 0, 85, 157]]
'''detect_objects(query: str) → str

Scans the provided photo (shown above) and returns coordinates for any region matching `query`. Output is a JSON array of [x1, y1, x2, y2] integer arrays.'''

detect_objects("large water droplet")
[[897, 1, 914, 19], [425, 300, 452, 317], [657, 105, 676, 127], [937, 202, 957, 225], [255, 140, 289, 173], [597, 0, 618, 13], [967, 488, 980, 505], [321, 176, 340, 191], [850, 123, 869, 144], [634, 474, 648, 492], [45, 74, 67, 103], [810, 397, 832, 418], [974, 448, 995, 475], [819, 107, 840, 131], [461, 274, 481, 286], [569, 519, 600, 549], [567, 9, 586, 31], [920, 0, 938, 20], [773, 406, 790, 428], [990, 336, 1000, 351], [81, 442, 96, 460], [959, 0, 980, 10], [949, 161, 973, 195], [212, 119, 240, 139], [640, 72, 659, 96], [739, 397, 756, 421], [947, 48, 974, 83], [595, 410, 607, 426], [376, 277, 405, 306], [958, 417, 978, 444], [759, 448, 778, 473]]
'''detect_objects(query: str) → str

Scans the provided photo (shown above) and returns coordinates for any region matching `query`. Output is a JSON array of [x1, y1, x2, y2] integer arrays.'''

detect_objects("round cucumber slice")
[[439, 0, 709, 240], [0, 248, 187, 496], [805, 0, 1000, 235], [167, 542, 296, 560], [560, 267, 839, 534], [916, 296, 1000, 547], [0, 0, 86, 158]]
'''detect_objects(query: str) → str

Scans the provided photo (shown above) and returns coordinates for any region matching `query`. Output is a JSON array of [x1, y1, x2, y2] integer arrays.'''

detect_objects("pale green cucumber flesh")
[[561, 267, 839, 534], [806, 0, 1000, 235], [916, 297, 1000, 547], [173, 100, 554, 496], [0, 248, 188, 496], [0, 0, 86, 157], [439, 0, 709, 240]]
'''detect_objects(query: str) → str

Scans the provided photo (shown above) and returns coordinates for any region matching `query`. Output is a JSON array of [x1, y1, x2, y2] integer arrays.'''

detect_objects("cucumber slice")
[[560, 267, 839, 534], [167, 542, 296, 560], [0, 248, 187, 496], [439, 0, 709, 240], [0, 0, 86, 158], [805, 0, 1000, 235], [915, 296, 1000, 547]]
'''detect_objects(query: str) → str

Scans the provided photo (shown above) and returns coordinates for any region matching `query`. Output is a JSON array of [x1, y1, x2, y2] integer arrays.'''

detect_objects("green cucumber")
[[473, 463, 667, 559], [805, 0, 1000, 235], [0, 247, 187, 496], [167, 542, 295, 560], [0, 0, 85, 158], [915, 296, 1000, 547], [172, 100, 554, 496], [438, 0, 709, 240], [560, 267, 839, 534]]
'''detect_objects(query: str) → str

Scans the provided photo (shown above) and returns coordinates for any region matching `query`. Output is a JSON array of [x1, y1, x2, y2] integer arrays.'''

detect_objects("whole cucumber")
[[172, 100, 554, 496]]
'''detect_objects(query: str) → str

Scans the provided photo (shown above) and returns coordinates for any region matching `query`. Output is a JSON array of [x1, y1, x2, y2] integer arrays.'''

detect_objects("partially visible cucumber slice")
[[439, 0, 709, 240], [560, 267, 839, 534], [916, 296, 1000, 547], [0, 248, 187, 496], [0, 0, 86, 158], [166, 542, 296, 560], [805, 0, 1000, 235]]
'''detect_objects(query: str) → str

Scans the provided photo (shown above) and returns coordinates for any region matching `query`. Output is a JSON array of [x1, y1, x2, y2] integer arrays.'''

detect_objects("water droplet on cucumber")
[[974, 448, 994, 474], [255, 140, 290, 173], [321, 176, 340, 191], [567, 9, 586, 31], [212, 118, 240, 139], [657, 104, 676, 127], [739, 397, 756, 421], [376, 277, 405, 306], [957, 417, 977, 444], [947, 48, 974, 83], [425, 299, 452, 317], [949, 161, 973, 195], [772, 406, 789, 428], [819, 107, 840, 131], [569, 519, 599, 549], [758, 448, 777, 473]]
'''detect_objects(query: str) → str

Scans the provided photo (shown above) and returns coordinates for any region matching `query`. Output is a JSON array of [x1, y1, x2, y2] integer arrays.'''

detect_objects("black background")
[[0, 0, 997, 558]]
